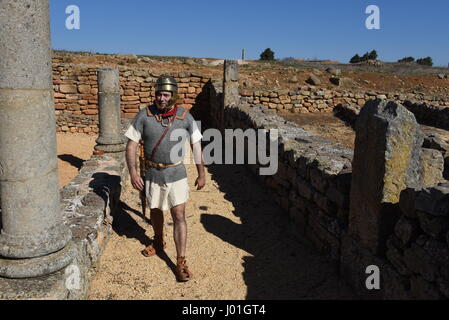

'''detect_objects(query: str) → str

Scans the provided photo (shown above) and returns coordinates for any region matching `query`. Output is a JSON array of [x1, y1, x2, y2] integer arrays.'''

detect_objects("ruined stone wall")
[[239, 86, 449, 115], [52, 61, 211, 133], [384, 185, 449, 299], [210, 81, 353, 265], [211, 79, 449, 299]]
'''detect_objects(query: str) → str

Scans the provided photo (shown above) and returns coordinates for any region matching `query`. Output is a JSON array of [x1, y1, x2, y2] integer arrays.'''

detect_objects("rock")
[[394, 215, 420, 246], [415, 184, 449, 217], [330, 77, 341, 86], [288, 76, 298, 83], [438, 74, 446, 79], [416, 210, 449, 239], [306, 75, 321, 86], [420, 148, 444, 187], [326, 67, 341, 76], [59, 85, 77, 94], [78, 85, 91, 94], [349, 100, 424, 254], [386, 238, 411, 275], [404, 243, 436, 282]]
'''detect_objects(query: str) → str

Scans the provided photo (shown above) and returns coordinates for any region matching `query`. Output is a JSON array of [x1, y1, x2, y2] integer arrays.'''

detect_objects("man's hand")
[[194, 175, 206, 190], [131, 172, 144, 191]]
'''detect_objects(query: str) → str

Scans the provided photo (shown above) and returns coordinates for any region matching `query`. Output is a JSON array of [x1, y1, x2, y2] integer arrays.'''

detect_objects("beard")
[[155, 93, 178, 111]]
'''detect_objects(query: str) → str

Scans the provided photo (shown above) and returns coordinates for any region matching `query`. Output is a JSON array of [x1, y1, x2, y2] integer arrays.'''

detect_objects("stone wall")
[[385, 184, 449, 299], [52, 61, 211, 133], [59, 154, 126, 299], [239, 86, 449, 115], [210, 81, 353, 266]]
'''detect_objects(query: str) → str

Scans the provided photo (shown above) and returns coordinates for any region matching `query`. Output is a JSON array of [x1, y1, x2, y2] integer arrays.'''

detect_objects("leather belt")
[[145, 159, 182, 169]]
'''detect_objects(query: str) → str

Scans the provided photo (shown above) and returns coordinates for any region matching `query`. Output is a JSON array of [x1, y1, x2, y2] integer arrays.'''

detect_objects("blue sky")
[[49, 0, 449, 66]]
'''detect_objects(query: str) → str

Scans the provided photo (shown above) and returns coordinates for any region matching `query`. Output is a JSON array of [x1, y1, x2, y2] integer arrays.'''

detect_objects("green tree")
[[350, 54, 361, 63], [368, 50, 378, 60], [260, 48, 275, 61], [361, 52, 370, 61], [416, 57, 433, 66], [398, 57, 415, 63]]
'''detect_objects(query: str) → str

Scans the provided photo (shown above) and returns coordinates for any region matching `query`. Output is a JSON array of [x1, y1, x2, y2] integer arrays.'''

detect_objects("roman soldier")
[[125, 75, 205, 282]]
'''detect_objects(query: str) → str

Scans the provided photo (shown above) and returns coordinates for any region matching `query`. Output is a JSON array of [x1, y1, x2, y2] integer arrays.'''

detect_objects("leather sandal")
[[141, 235, 166, 257], [176, 256, 192, 282]]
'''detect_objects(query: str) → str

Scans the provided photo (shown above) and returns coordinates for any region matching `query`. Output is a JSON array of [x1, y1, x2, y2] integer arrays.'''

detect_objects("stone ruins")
[[1, 0, 449, 299]]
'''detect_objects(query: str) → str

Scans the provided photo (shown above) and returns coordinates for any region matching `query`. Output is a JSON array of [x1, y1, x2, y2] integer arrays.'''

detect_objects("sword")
[[138, 140, 146, 218]]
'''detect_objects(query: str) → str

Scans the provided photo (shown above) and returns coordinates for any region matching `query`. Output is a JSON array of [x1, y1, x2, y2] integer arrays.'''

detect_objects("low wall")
[[239, 86, 449, 115], [210, 81, 353, 265], [59, 153, 127, 299]]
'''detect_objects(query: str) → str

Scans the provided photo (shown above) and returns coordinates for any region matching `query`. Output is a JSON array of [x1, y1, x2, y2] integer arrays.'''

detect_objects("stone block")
[[309, 168, 328, 193], [386, 237, 411, 275], [404, 242, 437, 282], [350, 100, 424, 254], [415, 185, 449, 217], [297, 177, 313, 200], [78, 85, 91, 94], [394, 215, 420, 247], [420, 148, 444, 187], [60, 85, 77, 93], [416, 210, 449, 240], [306, 75, 321, 86]]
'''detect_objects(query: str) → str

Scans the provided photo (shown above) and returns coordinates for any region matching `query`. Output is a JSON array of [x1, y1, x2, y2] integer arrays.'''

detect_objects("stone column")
[[222, 60, 240, 130], [349, 99, 424, 255], [0, 0, 75, 278], [94, 67, 125, 153], [223, 60, 240, 107]]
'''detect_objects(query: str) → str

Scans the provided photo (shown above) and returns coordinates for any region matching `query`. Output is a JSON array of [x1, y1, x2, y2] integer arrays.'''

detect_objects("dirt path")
[[87, 162, 356, 300], [56, 133, 97, 188]]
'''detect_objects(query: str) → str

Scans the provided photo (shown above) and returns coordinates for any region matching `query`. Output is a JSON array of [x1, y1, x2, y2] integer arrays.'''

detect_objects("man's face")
[[155, 91, 172, 109]]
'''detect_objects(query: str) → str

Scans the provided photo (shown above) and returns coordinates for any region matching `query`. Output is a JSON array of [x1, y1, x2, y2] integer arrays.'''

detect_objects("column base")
[[94, 143, 126, 153], [0, 241, 76, 278]]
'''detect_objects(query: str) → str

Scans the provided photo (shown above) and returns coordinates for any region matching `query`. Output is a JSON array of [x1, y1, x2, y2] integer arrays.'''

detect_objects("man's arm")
[[191, 141, 205, 190], [126, 139, 144, 191]]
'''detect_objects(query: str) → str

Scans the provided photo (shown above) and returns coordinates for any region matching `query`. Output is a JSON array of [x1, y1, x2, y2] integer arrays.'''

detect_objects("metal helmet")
[[154, 75, 178, 95]]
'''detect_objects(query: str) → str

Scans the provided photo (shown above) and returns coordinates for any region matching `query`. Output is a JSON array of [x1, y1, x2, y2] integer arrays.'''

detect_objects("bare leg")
[[170, 203, 187, 257], [150, 208, 164, 239]]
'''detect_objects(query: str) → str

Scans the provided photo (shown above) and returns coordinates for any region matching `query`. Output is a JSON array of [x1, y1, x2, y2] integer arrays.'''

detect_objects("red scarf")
[[159, 105, 178, 118]]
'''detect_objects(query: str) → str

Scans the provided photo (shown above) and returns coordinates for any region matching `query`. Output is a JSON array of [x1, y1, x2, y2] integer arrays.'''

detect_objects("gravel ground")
[[87, 162, 356, 300], [55, 132, 356, 299]]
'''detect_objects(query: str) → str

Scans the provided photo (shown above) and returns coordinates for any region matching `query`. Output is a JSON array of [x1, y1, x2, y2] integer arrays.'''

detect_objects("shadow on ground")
[[110, 200, 178, 280], [201, 164, 356, 299], [58, 154, 85, 169]]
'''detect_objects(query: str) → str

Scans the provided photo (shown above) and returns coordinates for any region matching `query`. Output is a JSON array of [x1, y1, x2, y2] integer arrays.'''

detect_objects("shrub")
[[350, 50, 378, 63], [260, 48, 275, 61], [416, 57, 433, 66], [350, 54, 361, 63], [398, 57, 415, 63]]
